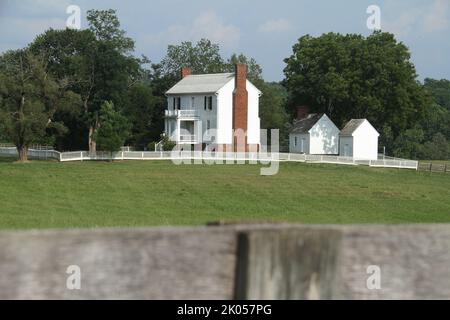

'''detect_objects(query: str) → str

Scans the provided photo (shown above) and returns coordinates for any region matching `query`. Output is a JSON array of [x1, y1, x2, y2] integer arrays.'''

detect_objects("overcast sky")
[[1, 0, 449, 81]]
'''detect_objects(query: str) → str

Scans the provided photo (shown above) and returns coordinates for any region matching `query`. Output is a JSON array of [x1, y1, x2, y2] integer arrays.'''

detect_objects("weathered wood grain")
[[0, 227, 238, 299], [1, 224, 450, 299], [235, 225, 450, 299]]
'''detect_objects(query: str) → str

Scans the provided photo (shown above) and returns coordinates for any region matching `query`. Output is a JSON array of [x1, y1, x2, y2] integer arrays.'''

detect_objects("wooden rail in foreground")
[[0, 224, 449, 299]]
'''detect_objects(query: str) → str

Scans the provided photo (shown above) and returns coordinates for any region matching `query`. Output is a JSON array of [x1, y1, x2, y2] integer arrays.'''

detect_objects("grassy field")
[[0, 157, 449, 229]]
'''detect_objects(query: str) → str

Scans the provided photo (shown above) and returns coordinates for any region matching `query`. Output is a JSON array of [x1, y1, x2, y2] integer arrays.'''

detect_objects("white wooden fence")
[[0, 147, 419, 170]]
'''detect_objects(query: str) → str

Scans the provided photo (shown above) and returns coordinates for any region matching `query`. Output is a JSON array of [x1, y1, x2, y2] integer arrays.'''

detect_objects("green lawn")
[[0, 157, 449, 229]]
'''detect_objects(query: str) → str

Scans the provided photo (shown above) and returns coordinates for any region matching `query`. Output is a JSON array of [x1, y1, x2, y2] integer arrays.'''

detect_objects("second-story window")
[[176, 97, 181, 110], [208, 96, 213, 110], [204, 96, 213, 111], [172, 97, 176, 110], [191, 97, 195, 109]]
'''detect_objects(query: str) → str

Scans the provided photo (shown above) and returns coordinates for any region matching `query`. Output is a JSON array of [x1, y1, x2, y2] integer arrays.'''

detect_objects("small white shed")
[[289, 113, 340, 154], [339, 119, 379, 160]]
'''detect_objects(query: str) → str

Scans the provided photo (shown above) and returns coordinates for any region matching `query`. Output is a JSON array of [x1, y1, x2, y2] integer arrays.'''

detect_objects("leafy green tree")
[[391, 126, 425, 159], [94, 101, 130, 158], [160, 39, 226, 76], [0, 50, 79, 161], [123, 83, 159, 149], [423, 78, 450, 111], [225, 53, 263, 82], [28, 28, 96, 150], [419, 133, 450, 160], [28, 10, 141, 153], [283, 32, 429, 137], [87, 9, 134, 53]]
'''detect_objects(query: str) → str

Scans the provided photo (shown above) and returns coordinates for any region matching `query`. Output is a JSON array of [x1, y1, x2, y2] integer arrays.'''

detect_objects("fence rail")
[[1, 224, 450, 299], [418, 162, 449, 173], [0, 147, 419, 170]]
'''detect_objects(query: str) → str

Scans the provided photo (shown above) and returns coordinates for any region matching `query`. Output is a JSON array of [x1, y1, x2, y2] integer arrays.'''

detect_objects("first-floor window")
[[206, 120, 211, 130], [294, 136, 298, 147], [300, 138, 305, 152]]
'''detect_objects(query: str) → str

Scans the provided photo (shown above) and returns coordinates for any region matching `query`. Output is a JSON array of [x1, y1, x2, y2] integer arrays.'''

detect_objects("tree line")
[[0, 9, 448, 161]]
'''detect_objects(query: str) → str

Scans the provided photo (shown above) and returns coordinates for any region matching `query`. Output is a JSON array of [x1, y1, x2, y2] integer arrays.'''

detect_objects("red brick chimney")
[[296, 106, 309, 120], [232, 64, 248, 151], [233, 64, 248, 131], [181, 67, 192, 78]]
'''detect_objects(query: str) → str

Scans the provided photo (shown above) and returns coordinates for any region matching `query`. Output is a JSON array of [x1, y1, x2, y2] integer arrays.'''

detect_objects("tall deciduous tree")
[[0, 50, 79, 161], [160, 39, 226, 76], [283, 31, 429, 138], [29, 10, 141, 153], [225, 53, 263, 82], [123, 83, 160, 149]]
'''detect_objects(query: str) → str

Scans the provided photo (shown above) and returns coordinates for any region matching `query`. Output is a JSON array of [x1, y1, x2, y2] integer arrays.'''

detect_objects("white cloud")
[[10, 0, 72, 16], [422, 0, 450, 32], [383, 0, 450, 37], [143, 11, 240, 49], [258, 18, 291, 33], [383, 8, 421, 37]]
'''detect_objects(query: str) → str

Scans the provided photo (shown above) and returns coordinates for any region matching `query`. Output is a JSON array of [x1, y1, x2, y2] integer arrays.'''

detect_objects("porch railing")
[[165, 110, 198, 118]]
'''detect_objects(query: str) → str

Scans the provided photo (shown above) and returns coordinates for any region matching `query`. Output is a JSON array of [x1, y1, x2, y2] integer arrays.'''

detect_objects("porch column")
[[177, 118, 181, 143], [196, 120, 202, 144]]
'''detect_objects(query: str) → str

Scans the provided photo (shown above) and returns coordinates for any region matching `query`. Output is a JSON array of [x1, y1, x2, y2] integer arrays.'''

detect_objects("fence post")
[[429, 163, 432, 172], [80, 151, 83, 162]]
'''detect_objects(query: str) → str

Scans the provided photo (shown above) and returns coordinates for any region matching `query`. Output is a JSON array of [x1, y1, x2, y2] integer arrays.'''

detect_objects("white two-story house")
[[164, 64, 261, 151]]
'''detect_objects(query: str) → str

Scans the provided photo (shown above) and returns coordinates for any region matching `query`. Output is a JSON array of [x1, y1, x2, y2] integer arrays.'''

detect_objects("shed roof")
[[166, 73, 234, 95], [340, 119, 366, 136], [290, 113, 325, 134]]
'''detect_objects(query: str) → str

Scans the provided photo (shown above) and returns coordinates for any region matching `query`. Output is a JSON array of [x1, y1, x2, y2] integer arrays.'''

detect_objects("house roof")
[[290, 113, 325, 134], [166, 73, 234, 95], [340, 119, 366, 136]]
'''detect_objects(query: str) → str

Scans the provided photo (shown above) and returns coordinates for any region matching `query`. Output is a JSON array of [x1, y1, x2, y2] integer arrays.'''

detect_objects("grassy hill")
[[0, 157, 449, 229]]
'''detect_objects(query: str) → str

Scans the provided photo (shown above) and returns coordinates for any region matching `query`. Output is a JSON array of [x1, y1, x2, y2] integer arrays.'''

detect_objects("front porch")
[[165, 118, 201, 144]]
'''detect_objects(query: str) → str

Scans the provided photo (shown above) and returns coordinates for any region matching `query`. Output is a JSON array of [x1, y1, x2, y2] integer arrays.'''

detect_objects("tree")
[[391, 126, 425, 159], [225, 53, 263, 82], [123, 83, 159, 149], [283, 32, 429, 138], [423, 78, 450, 111], [85, 9, 140, 153], [87, 9, 134, 53], [28, 28, 97, 151], [94, 101, 130, 158], [160, 39, 226, 76], [419, 133, 450, 160], [0, 50, 79, 161], [28, 10, 141, 153]]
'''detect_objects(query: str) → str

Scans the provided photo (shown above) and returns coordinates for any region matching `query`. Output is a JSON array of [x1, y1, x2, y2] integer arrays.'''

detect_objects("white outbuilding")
[[339, 119, 379, 160], [289, 113, 340, 154]]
